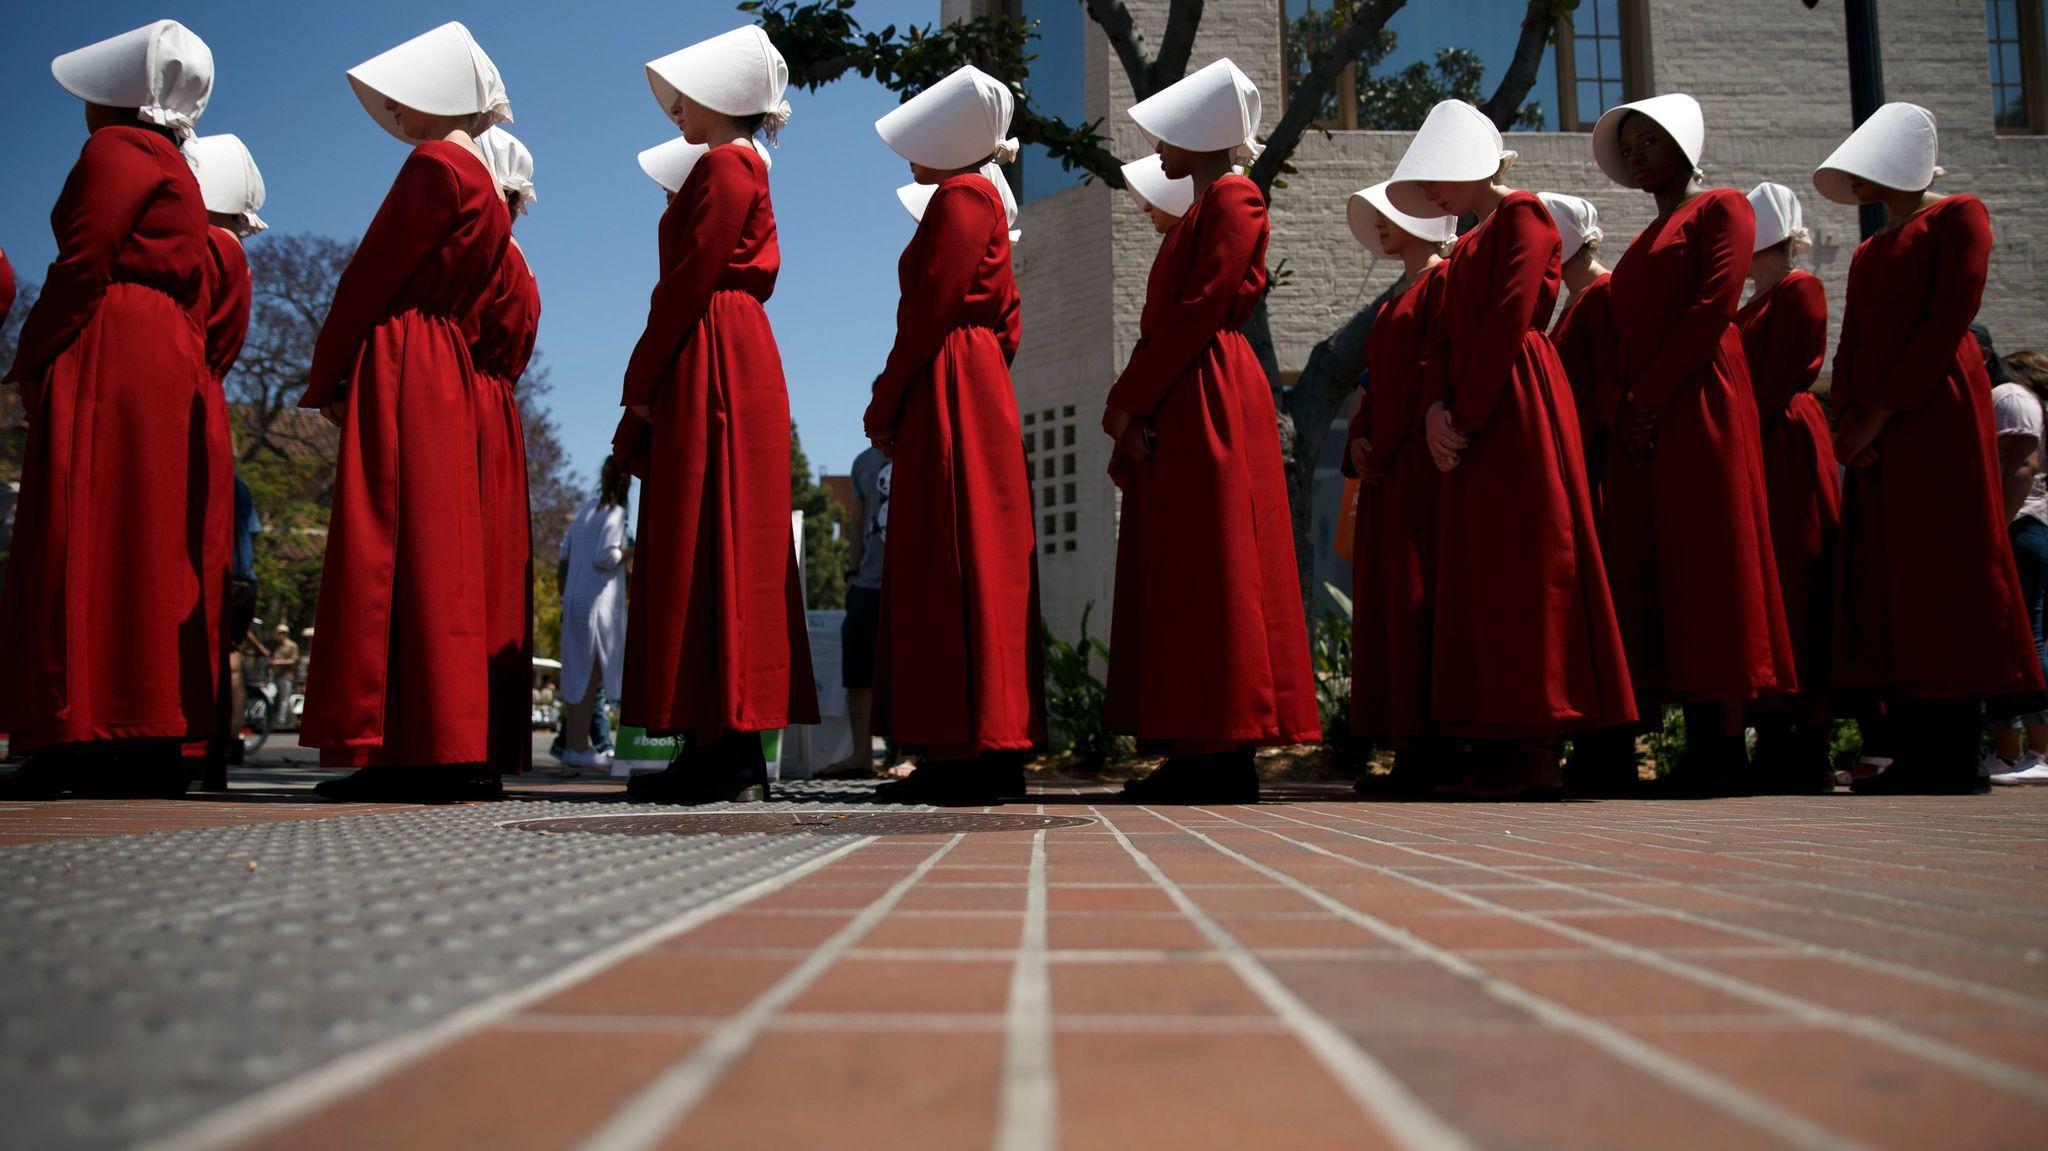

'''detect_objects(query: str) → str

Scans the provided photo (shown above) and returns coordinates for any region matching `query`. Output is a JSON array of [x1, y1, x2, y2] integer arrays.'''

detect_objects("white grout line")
[[143, 835, 879, 1151], [993, 828, 1057, 1151], [1290, 803, 2048, 1016], [1091, 806, 1478, 1151], [577, 834, 966, 1151], [1147, 807, 1865, 1151]]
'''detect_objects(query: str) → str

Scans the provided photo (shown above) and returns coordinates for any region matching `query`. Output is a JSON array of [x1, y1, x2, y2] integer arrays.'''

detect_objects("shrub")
[[1042, 603, 1127, 768]]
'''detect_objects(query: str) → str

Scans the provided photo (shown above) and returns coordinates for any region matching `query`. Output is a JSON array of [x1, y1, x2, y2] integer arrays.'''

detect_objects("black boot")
[[1564, 728, 1641, 798], [314, 765, 474, 804], [983, 749, 1030, 799], [1122, 748, 1259, 805], [0, 755, 72, 800], [627, 733, 769, 804], [1852, 700, 1986, 795], [68, 742, 191, 800], [874, 758, 1001, 806], [1354, 745, 1447, 799]]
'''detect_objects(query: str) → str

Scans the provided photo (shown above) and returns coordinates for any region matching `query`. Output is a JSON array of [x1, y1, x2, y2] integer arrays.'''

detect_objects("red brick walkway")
[[137, 792, 2048, 1151]]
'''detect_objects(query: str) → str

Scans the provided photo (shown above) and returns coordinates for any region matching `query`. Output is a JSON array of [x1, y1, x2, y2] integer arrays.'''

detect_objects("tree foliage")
[[790, 423, 850, 610]]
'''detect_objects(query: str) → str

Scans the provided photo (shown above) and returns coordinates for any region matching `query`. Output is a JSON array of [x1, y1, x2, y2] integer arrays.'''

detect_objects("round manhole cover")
[[503, 812, 1095, 837]]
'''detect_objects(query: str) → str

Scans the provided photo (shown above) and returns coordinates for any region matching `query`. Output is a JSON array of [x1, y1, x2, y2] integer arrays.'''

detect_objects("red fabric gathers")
[[1428, 191, 1635, 738], [1602, 188, 1795, 706], [1344, 261, 1448, 745], [0, 248, 15, 327], [297, 140, 509, 766], [863, 176, 1045, 753], [194, 227, 249, 697], [1548, 273, 1616, 481], [1102, 175, 1320, 746], [466, 235, 540, 773], [1830, 195, 2042, 699], [0, 126, 222, 750], [616, 143, 816, 739], [1736, 270, 1840, 711]]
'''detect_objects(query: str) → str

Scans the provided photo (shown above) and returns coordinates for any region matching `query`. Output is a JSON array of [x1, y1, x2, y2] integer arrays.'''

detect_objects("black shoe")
[[458, 773, 505, 801], [1564, 730, 1641, 798], [68, 747, 192, 800], [1122, 749, 1259, 805], [0, 758, 70, 800], [313, 766, 472, 804], [627, 733, 768, 804], [873, 759, 1001, 807], [984, 750, 1030, 799]]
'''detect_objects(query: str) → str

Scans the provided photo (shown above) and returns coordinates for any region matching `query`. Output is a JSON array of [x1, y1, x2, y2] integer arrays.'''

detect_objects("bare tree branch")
[[1082, 0, 1155, 97], [1479, 0, 1567, 130], [1150, 0, 1207, 95], [1249, 0, 1409, 191]]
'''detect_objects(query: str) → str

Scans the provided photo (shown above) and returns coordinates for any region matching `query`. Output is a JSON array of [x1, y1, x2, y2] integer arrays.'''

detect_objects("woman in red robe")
[[0, 21, 220, 800], [1590, 94, 1794, 796], [1393, 99, 1636, 799], [1820, 103, 2043, 793], [620, 27, 816, 804], [298, 23, 514, 802], [469, 127, 542, 784], [1539, 192, 1615, 476], [1737, 182, 1840, 792], [864, 66, 1044, 806], [1106, 60, 1321, 805], [1341, 181, 1453, 794], [0, 248, 14, 328]]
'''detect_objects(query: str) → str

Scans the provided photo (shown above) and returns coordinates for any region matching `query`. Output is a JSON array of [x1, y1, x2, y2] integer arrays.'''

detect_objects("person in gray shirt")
[[821, 446, 890, 777]]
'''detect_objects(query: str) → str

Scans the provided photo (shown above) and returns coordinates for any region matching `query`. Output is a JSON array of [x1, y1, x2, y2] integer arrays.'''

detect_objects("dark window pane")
[[1064, 482, 1077, 504], [1064, 540, 1077, 552], [1064, 512, 1077, 532], [1062, 405, 1075, 417], [1600, 37, 1622, 79], [1063, 425, 1076, 446], [1044, 515, 1056, 535], [1063, 454, 1076, 475]]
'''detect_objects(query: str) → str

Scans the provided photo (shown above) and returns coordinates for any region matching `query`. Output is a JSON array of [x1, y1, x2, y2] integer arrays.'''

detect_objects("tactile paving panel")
[[505, 811, 1095, 836], [0, 798, 857, 1150]]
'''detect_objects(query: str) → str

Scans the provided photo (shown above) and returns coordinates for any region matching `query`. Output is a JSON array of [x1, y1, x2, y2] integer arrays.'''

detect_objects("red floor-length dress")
[[1104, 175, 1320, 746], [1344, 261, 1447, 745], [1602, 188, 1794, 705], [0, 126, 220, 751], [1429, 191, 1635, 737], [618, 142, 816, 739], [1736, 270, 1839, 711], [298, 139, 509, 766], [1831, 195, 2041, 699], [467, 236, 539, 774], [0, 248, 15, 327], [196, 226, 250, 711], [1549, 272, 1616, 483], [863, 175, 1044, 753]]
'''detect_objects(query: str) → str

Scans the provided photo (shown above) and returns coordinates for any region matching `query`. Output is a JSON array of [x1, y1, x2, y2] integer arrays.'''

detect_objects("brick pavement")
[[20, 785, 2021, 1151]]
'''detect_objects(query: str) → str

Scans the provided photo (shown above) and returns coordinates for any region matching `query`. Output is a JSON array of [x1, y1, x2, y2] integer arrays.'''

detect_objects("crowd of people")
[[0, 18, 2039, 805]]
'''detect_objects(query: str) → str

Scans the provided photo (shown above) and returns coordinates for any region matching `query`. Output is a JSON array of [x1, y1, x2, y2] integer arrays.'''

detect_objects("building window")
[[1280, 0, 1647, 133], [1989, 0, 2048, 132], [1022, 405, 1085, 557]]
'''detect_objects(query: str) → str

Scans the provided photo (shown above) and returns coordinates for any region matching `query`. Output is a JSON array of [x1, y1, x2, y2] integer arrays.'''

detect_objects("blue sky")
[[0, 0, 945, 489]]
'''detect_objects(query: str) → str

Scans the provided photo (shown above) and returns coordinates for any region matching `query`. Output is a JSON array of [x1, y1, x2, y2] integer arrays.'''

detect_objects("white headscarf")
[[51, 20, 214, 139], [182, 133, 266, 235], [347, 22, 512, 144], [637, 137, 772, 194], [1593, 93, 1705, 186], [876, 66, 1019, 171], [1128, 58, 1263, 165], [1120, 154, 1195, 219], [895, 164, 1022, 243], [1348, 181, 1456, 256], [646, 26, 792, 139], [1386, 100, 1515, 218], [1748, 182, 1810, 255], [1814, 102, 1943, 205], [477, 127, 537, 212], [1536, 192, 1603, 264]]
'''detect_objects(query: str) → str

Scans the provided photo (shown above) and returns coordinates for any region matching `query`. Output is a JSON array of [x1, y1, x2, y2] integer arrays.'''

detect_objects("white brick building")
[[947, 0, 2048, 642]]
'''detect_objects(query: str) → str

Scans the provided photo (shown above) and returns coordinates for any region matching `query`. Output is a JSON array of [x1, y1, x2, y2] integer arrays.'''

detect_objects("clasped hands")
[[1103, 407, 1156, 462]]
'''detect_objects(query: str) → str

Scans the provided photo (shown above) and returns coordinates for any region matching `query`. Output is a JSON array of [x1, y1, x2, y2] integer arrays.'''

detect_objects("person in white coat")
[[556, 457, 632, 769]]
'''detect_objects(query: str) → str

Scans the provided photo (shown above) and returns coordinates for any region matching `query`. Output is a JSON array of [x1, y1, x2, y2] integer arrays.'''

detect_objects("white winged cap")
[[1537, 192, 1602, 264], [876, 66, 1019, 171], [897, 165, 1022, 243], [477, 127, 537, 211], [347, 22, 512, 144], [1349, 181, 1456, 257], [1593, 93, 1704, 186], [182, 133, 266, 235], [637, 138, 772, 193], [51, 20, 213, 139], [1814, 102, 1942, 205], [1121, 154, 1195, 218], [1748, 182, 1809, 254], [647, 26, 791, 133], [1387, 100, 1515, 218], [1128, 59, 1263, 164]]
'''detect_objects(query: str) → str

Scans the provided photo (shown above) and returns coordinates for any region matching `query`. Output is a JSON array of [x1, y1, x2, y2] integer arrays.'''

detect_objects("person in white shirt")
[[1988, 350, 2048, 784], [556, 458, 632, 770]]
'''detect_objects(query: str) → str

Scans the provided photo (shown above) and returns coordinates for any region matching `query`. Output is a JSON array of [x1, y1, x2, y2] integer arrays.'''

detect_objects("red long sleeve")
[[1107, 179, 1266, 418], [1874, 196, 1991, 413], [621, 147, 759, 407], [1751, 274, 1826, 418], [1828, 273, 1862, 417], [1370, 275, 1447, 464], [1450, 196, 1554, 432], [864, 183, 997, 439], [1340, 389, 1371, 479], [1628, 189, 1753, 412], [0, 249, 16, 330], [612, 410, 652, 479], [8, 130, 161, 392], [302, 148, 465, 408], [203, 229, 252, 382]]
